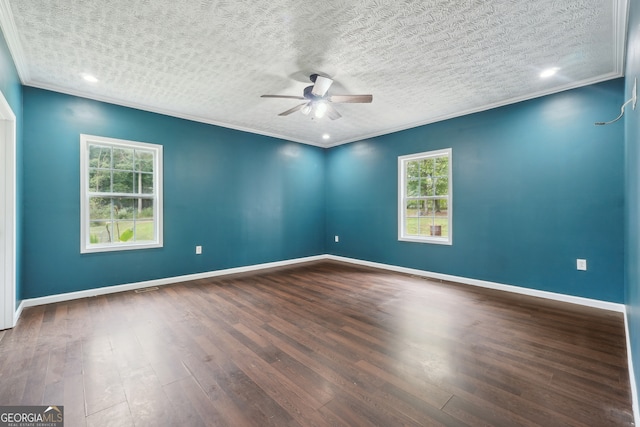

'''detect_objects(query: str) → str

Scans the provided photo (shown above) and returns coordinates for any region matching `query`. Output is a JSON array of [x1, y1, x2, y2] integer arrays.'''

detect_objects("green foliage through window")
[[81, 135, 163, 253], [399, 149, 452, 244]]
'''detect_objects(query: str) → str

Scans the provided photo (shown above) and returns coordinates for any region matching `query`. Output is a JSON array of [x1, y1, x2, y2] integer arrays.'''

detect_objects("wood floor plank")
[[81, 336, 127, 416], [61, 374, 87, 427], [0, 348, 32, 404], [19, 348, 49, 404], [192, 334, 300, 426], [355, 359, 453, 409], [86, 401, 133, 427], [207, 327, 332, 425], [269, 351, 336, 406], [446, 367, 610, 426], [120, 364, 182, 427], [442, 394, 535, 427], [180, 354, 255, 427], [0, 261, 633, 426], [163, 375, 245, 427]]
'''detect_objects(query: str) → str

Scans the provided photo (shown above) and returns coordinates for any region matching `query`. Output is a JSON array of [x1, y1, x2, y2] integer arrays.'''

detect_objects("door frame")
[[0, 89, 16, 330]]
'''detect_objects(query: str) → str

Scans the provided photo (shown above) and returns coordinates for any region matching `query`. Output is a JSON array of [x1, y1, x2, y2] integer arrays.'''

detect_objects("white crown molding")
[[0, 0, 30, 83], [0, 1, 628, 148], [324, 73, 625, 148], [24, 80, 329, 148], [615, 0, 631, 74], [27, 72, 623, 150]]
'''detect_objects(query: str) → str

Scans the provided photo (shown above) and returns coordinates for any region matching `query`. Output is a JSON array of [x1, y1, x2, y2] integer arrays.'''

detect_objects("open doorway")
[[0, 90, 16, 330]]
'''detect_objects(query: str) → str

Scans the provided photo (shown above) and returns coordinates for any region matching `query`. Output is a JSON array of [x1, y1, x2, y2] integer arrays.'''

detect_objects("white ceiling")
[[0, 0, 628, 147]]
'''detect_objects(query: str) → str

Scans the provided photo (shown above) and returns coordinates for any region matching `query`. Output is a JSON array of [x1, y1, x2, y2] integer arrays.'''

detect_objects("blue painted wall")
[[0, 31, 23, 302], [625, 0, 640, 411], [326, 79, 625, 302], [9, 30, 627, 307], [21, 88, 325, 298]]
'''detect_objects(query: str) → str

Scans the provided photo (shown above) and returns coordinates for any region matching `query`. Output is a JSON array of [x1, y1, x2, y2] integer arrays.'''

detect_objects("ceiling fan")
[[261, 74, 373, 120]]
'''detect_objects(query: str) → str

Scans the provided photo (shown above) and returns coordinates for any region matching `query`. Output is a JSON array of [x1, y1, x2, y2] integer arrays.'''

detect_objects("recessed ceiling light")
[[81, 73, 99, 83], [539, 67, 560, 79], [322, 134, 330, 140]]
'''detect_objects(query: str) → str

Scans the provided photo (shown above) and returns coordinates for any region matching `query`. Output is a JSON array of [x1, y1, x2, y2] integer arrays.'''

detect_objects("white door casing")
[[0, 89, 16, 330]]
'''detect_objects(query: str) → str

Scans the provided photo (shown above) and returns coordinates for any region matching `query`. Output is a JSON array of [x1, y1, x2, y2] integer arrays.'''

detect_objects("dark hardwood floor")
[[0, 261, 633, 426]]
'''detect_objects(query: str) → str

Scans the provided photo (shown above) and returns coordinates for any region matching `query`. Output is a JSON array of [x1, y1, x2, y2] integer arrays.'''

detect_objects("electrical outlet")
[[196, 245, 202, 255], [335, 235, 339, 243], [577, 259, 587, 271]]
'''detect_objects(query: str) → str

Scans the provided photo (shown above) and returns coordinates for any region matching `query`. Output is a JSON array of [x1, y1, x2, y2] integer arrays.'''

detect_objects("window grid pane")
[[400, 149, 451, 244], [82, 135, 162, 253]]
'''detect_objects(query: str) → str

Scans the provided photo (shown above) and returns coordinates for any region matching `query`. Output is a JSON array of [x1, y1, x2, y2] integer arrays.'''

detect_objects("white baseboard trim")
[[624, 309, 640, 426], [326, 255, 625, 312], [19, 253, 625, 313], [13, 300, 23, 325], [19, 255, 326, 309]]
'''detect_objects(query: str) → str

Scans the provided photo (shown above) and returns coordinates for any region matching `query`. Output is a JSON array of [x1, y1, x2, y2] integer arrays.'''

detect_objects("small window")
[[80, 134, 163, 253], [398, 148, 452, 244]]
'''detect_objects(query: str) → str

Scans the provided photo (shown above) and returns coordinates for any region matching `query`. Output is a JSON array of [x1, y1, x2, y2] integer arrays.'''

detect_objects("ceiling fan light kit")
[[261, 74, 373, 120], [314, 102, 328, 118], [310, 75, 333, 97]]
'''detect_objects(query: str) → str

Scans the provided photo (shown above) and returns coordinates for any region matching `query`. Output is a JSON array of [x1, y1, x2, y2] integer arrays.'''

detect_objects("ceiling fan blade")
[[326, 103, 342, 120], [261, 95, 306, 100], [311, 75, 333, 97], [328, 94, 373, 103], [278, 103, 307, 116]]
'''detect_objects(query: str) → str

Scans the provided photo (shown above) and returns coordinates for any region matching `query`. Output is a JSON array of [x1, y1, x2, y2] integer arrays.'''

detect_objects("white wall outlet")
[[334, 235, 339, 243], [577, 259, 587, 271], [196, 245, 202, 255]]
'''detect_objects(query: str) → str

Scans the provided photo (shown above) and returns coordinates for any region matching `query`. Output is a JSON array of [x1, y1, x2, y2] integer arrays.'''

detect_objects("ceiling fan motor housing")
[[303, 85, 325, 101], [261, 73, 371, 120]]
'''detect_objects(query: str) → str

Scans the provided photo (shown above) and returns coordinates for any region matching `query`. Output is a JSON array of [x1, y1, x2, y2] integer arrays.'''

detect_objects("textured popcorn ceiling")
[[0, 0, 628, 147]]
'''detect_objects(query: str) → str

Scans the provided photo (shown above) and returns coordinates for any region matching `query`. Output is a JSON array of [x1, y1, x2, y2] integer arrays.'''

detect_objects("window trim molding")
[[80, 134, 163, 254], [398, 148, 452, 245]]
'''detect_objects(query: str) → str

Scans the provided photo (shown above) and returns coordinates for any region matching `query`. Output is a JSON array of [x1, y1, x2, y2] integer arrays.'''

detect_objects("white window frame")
[[80, 134, 163, 253], [398, 148, 452, 245]]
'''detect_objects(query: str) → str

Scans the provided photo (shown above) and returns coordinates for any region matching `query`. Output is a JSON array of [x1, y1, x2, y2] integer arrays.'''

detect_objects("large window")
[[80, 134, 163, 253], [398, 148, 452, 244]]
